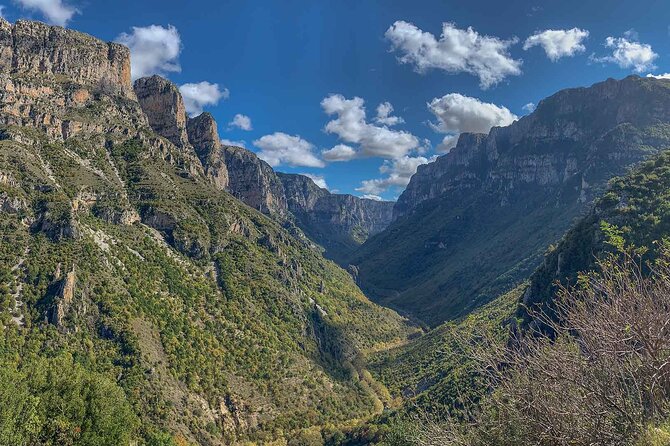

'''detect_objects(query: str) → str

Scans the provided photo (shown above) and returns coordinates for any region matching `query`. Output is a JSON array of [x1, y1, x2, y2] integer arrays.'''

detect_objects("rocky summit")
[[350, 75, 670, 326]]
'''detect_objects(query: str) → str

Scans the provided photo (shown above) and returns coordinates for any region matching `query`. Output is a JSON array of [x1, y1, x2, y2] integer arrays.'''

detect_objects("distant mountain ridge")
[[130, 76, 394, 259], [350, 75, 670, 326]]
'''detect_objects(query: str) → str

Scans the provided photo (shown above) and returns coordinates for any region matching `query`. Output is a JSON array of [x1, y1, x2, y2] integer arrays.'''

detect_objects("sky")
[[3, 0, 670, 200]]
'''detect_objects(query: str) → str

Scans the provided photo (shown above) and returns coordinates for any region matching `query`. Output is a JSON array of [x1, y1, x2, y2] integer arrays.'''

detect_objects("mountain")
[[349, 75, 670, 327], [0, 19, 417, 445]]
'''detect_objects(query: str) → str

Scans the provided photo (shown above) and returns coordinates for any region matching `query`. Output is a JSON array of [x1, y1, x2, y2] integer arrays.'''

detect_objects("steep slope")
[[350, 75, 670, 326], [0, 19, 417, 445], [520, 149, 670, 326]]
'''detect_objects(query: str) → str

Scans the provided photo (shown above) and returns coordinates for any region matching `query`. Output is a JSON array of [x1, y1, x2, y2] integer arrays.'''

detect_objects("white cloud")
[[428, 93, 517, 134], [220, 138, 246, 148], [322, 144, 357, 162], [253, 132, 324, 168], [523, 28, 589, 61], [522, 102, 536, 113], [361, 194, 383, 201], [385, 20, 522, 89], [116, 25, 182, 80], [301, 173, 328, 189], [179, 82, 228, 116], [646, 73, 670, 79], [14, 0, 78, 26], [428, 93, 516, 154], [375, 102, 404, 126], [321, 94, 419, 159], [229, 113, 252, 131], [591, 35, 658, 73], [356, 155, 435, 195], [436, 134, 459, 153], [0, 5, 6, 18]]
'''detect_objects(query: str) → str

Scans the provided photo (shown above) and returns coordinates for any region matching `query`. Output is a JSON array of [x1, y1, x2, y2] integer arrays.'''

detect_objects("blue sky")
[[3, 0, 670, 200]]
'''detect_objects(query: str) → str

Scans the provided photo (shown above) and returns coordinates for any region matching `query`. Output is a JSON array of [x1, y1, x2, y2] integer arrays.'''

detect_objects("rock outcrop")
[[222, 145, 288, 215], [0, 19, 133, 98], [48, 264, 76, 327], [134, 75, 190, 148], [186, 112, 229, 189], [351, 75, 670, 326]]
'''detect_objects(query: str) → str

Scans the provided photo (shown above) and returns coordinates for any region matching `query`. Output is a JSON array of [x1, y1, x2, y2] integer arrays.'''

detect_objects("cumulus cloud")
[[14, 0, 78, 26], [428, 93, 517, 134], [229, 113, 252, 131], [253, 132, 324, 168], [428, 93, 516, 153], [116, 25, 182, 80], [522, 102, 536, 113], [385, 20, 522, 89], [321, 94, 419, 159], [302, 173, 328, 189], [375, 102, 405, 126], [179, 82, 228, 116], [646, 73, 670, 80], [523, 28, 589, 61], [220, 138, 246, 148], [436, 134, 459, 153], [322, 144, 357, 162], [591, 34, 658, 73], [356, 155, 435, 195]]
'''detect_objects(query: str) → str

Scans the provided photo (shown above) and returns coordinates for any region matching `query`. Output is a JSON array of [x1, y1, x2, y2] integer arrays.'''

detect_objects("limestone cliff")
[[186, 112, 229, 190], [0, 19, 133, 98], [133, 75, 190, 148], [222, 144, 288, 215]]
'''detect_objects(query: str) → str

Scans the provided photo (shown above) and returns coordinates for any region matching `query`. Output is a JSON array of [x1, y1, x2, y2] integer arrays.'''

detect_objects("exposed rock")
[[0, 19, 133, 98], [134, 75, 189, 148], [278, 173, 394, 262], [0, 192, 26, 214], [48, 265, 76, 327], [222, 145, 288, 215], [186, 112, 228, 189]]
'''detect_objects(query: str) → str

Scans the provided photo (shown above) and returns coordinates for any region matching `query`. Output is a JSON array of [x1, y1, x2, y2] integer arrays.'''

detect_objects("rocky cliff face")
[[397, 76, 670, 218], [0, 19, 133, 98], [352, 75, 670, 326], [128, 73, 393, 258], [186, 112, 229, 189], [0, 19, 145, 142], [134, 75, 190, 148], [222, 145, 288, 215]]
